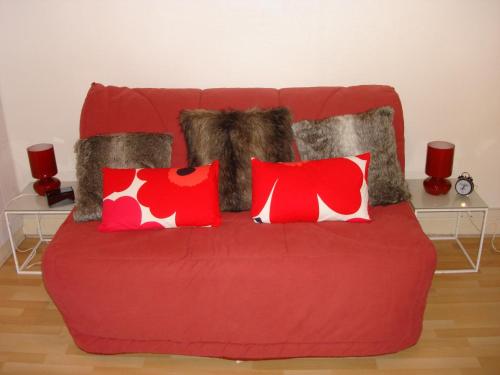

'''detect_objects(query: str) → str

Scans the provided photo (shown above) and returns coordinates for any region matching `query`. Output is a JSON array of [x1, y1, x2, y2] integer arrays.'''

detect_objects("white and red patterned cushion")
[[99, 162, 220, 232], [251, 154, 371, 224]]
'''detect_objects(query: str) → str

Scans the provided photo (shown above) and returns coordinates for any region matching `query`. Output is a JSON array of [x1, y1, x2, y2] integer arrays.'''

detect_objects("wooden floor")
[[0, 237, 499, 374]]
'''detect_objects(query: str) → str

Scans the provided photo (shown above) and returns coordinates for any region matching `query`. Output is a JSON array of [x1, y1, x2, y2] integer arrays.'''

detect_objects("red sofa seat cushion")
[[43, 204, 435, 359]]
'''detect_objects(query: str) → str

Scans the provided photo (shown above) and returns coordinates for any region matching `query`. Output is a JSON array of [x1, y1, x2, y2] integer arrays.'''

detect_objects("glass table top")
[[407, 179, 488, 210], [6, 181, 76, 213]]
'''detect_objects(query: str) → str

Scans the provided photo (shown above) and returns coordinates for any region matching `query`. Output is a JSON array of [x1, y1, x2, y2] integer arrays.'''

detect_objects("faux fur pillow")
[[292, 107, 410, 206], [73, 132, 172, 222], [180, 107, 294, 211]]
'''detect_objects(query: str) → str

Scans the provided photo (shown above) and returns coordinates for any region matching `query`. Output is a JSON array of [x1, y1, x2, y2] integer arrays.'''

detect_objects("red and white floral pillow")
[[251, 154, 371, 224], [99, 162, 220, 232], [99, 155, 370, 230]]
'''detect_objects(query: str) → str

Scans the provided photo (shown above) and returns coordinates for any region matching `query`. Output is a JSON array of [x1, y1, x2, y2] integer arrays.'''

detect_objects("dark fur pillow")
[[292, 107, 410, 206], [180, 108, 294, 211], [73, 132, 172, 222]]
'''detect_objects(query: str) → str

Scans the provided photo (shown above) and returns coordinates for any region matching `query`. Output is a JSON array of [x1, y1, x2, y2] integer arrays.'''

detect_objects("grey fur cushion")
[[73, 132, 172, 222], [180, 107, 294, 211], [292, 107, 410, 206]]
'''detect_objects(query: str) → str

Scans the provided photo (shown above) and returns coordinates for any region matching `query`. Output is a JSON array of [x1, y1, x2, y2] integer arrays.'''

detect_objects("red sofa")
[[42, 83, 436, 359]]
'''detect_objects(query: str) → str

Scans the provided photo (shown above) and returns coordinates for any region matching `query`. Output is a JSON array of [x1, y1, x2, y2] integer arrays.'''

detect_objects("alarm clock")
[[455, 172, 474, 196]]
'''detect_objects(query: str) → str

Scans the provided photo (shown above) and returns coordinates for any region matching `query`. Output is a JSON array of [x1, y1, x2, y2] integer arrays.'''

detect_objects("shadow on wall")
[[0, 94, 21, 248]]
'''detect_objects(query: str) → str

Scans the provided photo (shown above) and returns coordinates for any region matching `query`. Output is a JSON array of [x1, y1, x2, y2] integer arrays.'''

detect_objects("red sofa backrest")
[[80, 83, 405, 170]]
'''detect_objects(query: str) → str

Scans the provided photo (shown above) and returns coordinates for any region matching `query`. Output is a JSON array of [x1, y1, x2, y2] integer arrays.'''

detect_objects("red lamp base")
[[33, 177, 61, 196], [423, 176, 451, 195]]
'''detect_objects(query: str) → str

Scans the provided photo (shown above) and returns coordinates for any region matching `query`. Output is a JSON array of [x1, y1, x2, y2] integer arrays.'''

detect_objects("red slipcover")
[[43, 84, 435, 359]]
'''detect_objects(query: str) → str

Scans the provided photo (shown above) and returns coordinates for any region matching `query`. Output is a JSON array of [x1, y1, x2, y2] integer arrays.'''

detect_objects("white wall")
[[0, 94, 20, 258], [0, 0, 499, 213]]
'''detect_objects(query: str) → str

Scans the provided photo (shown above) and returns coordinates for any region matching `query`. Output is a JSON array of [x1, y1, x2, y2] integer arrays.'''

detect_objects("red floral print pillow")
[[251, 154, 371, 224], [99, 162, 220, 232]]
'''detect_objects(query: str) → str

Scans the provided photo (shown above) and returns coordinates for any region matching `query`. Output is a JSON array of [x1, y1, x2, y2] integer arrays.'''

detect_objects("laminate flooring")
[[0, 237, 499, 374]]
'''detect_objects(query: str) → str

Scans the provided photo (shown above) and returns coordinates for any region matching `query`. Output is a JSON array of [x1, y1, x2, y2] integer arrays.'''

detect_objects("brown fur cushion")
[[180, 108, 294, 211], [292, 107, 410, 206], [73, 132, 172, 222]]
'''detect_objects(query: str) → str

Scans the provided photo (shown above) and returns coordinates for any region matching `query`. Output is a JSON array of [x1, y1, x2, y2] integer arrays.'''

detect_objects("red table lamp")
[[424, 141, 455, 195], [27, 143, 61, 196]]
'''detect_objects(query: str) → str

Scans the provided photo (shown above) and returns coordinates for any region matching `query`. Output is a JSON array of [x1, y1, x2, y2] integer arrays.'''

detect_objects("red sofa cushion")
[[80, 83, 201, 168], [279, 86, 405, 171], [80, 84, 405, 170], [200, 88, 279, 110]]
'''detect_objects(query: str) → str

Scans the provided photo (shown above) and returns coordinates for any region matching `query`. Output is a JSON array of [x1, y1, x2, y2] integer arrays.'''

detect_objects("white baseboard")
[[0, 240, 11, 267]]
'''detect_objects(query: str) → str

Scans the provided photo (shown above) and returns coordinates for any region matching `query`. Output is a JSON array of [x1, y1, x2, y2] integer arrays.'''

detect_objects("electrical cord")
[[15, 246, 35, 253], [465, 212, 482, 232], [5, 192, 45, 268], [491, 222, 499, 253], [6, 193, 38, 254], [465, 212, 499, 254], [25, 261, 41, 270]]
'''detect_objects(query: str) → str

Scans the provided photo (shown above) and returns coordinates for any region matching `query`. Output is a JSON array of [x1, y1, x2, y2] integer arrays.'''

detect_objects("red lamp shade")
[[423, 141, 455, 195], [27, 143, 61, 195]]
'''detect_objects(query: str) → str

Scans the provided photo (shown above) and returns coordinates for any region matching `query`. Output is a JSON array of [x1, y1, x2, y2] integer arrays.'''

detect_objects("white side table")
[[407, 179, 488, 274], [4, 181, 76, 275]]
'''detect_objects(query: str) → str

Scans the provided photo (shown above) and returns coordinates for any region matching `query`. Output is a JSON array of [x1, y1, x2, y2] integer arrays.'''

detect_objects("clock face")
[[455, 179, 472, 195]]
